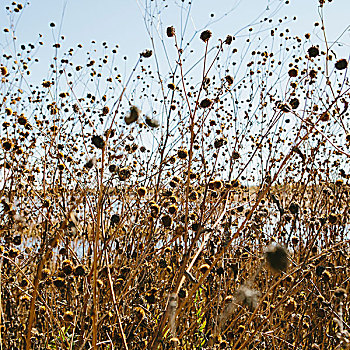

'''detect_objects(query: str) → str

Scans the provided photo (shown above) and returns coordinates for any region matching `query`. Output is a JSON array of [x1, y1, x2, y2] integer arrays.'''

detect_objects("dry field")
[[0, 0, 350, 349]]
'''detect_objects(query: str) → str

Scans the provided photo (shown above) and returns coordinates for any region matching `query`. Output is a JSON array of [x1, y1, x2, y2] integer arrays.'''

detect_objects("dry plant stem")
[[25, 196, 83, 350], [150, 37, 205, 350], [0, 259, 2, 350], [172, 137, 305, 323], [106, 254, 128, 349], [237, 240, 350, 349], [90, 62, 139, 347], [92, 147, 105, 349]]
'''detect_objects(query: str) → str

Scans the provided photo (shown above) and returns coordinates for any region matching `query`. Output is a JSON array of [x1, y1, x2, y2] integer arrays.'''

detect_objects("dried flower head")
[[166, 26, 175, 37], [0, 66, 8, 75], [63, 311, 74, 323], [264, 243, 290, 273], [141, 49, 153, 58], [200, 98, 213, 108], [177, 148, 188, 159], [308, 46, 319, 58], [137, 187, 147, 197], [289, 98, 300, 109], [145, 116, 160, 128], [334, 288, 347, 300], [224, 35, 233, 45], [335, 59, 348, 70], [125, 105, 141, 125], [91, 135, 105, 149], [200, 30, 212, 42], [73, 265, 87, 277], [288, 68, 298, 77]]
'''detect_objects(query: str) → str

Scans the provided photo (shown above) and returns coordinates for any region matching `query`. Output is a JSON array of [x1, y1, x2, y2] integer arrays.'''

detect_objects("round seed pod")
[[335, 59, 348, 70], [177, 149, 188, 159], [319, 111, 330, 122], [145, 115, 160, 128], [62, 260, 73, 275], [308, 46, 319, 58], [0, 66, 8, 75], [91, 135, 105, 149], [289, 202, 299, 214], [110, 214, 120, 227], [137, 187, 147, 197], [199, 98, 213, 108], [161, 215, 173, 228], [13, 235, 22, 246], [289, 98, 300, 109], [288, 68, 298, 77], [199, 264, 210, 274]]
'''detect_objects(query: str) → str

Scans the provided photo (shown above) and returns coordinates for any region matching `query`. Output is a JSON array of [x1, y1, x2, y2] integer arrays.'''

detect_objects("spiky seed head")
[[141, 49, 152, 58], [308, 46, 319, 58], [200, 30, 212, 42]]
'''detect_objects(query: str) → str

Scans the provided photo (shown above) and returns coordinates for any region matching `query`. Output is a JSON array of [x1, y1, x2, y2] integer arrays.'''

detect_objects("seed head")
[[177, 148, 188, 159], [0, 66, 8, 75], [91, 135, 105, 149], [225, 75, 234, 85], [53, 277, 65, 289], [141, 49, 153, 58], [335, 59, 348, 70], [125, 106, 140, 125], [161, 214, 173, 228], [137, 187, 147, 197], [145, 116, 160, 128], [308, 46, 319, 58], [2, 140, 13, 151], [200, 98, 213, 108], [199, 264, 210, 274], [200, 30, 212, 42], [73, 265, 87, 277], [288, 68, 298, 77], [320, 111, 330, 122], [166, 26, 175, 37], [102, 106, 109, 115], [62, 259, 73, 275], [289, 202, 299, 214], [289, 98, 300, 109], [63, 311, 74, 323], [334, 288, 347, 299], [224, 35, 233, 45], [264, 243, 290, 273]]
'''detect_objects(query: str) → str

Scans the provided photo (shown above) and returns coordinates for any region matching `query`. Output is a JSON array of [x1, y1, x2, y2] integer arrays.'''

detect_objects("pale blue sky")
[[0, 0, 349, 85]]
